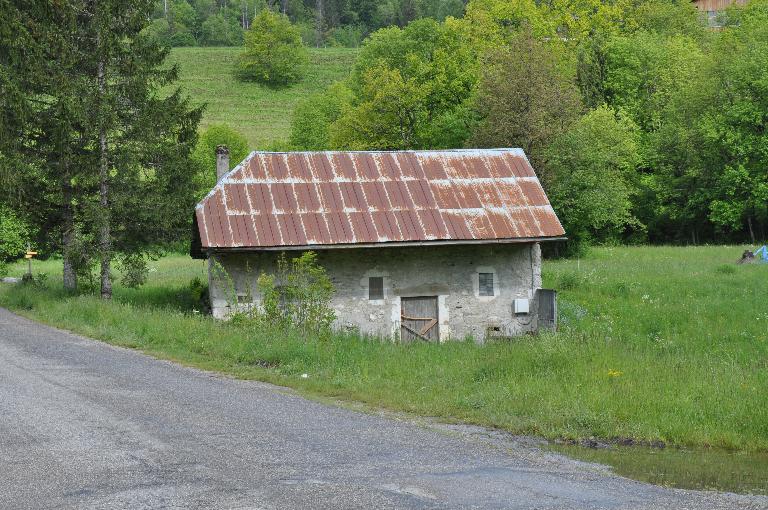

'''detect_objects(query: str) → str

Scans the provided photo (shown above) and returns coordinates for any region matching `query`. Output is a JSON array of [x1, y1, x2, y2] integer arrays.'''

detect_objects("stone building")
[[192, 149, 565, 341]]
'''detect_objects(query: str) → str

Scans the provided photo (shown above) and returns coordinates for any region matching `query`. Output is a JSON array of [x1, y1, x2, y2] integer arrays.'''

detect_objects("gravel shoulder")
[[0, 306, 765, 510]]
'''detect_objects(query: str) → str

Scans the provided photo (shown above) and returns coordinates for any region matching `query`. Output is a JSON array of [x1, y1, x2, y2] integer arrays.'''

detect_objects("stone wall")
[[208, 242, 542, 342]]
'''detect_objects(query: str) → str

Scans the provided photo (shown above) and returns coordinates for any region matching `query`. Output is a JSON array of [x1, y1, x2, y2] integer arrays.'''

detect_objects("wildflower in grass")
[[607, 369, 623, 378]]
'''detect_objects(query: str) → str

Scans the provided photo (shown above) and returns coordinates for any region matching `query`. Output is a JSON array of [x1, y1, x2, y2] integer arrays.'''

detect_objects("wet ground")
[[551, 443, 768, 496]]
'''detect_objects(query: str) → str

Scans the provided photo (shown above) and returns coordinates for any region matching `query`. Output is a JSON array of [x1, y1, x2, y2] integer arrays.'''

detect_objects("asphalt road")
[[0, 307, 765, 510]]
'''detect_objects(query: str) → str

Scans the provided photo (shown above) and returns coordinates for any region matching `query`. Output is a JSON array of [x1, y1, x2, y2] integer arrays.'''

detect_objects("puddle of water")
[[551, 443, 768, 495]]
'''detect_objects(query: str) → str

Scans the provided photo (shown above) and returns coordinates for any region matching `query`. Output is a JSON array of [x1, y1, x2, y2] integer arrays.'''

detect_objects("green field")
[[2, 246, 767, 451], [167, 47, 359, 148]]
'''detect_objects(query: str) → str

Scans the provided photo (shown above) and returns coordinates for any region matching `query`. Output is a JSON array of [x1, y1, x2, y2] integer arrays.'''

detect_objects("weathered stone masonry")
[[209, 242, 542, 342]]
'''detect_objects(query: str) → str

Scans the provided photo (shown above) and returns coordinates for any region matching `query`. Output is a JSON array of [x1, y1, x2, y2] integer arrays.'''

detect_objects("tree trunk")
[[747, 215, 755, 244], [97, 56, 112, 300], [62, 176, 77, 292]]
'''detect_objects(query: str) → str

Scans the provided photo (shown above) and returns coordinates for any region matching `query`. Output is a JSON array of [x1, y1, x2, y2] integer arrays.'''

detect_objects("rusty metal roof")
[[195, 149, 565, 251]]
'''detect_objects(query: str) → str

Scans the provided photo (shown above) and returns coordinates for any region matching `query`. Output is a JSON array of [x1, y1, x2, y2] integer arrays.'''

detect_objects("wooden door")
[[536, 289, 557, 331], [400, 296, 439, 342]]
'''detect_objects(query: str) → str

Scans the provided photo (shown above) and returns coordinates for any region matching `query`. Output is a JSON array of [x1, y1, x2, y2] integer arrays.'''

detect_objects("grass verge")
[[2, 245, 767, 451]]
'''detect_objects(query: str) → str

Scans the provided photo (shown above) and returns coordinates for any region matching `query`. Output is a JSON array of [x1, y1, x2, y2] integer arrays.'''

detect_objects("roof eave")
[[205, 236, 567, 253]]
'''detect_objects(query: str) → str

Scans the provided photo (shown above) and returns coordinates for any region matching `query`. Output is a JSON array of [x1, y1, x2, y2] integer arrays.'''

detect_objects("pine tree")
[[2, 1, 201, 297], [81, 0, 202, 298], [0, 1, 85, 291]]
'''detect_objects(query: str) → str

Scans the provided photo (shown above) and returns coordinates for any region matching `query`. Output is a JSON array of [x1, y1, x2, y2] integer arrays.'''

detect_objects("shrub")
[[557, 271, 582, 290], [116, 253, 150, 288], [63, 230, 99, 293], [189, 276, 210, 313], [295, 22, 318, 47], [256, 252, 336, 335], [216, 251, 335, 335], [141, 18, 173, 46], [22, 272, 49, 288], [169, 30, 196, 47], [236, 9, 308, 87], [192, 124, 250, 194], [289, 82, 353, 150], [0, 207, 32, 262]]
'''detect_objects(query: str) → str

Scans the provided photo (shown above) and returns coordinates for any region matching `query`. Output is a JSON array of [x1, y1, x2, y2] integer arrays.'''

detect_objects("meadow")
[[1, 245, 766, 452], [166, 47, 358, 148]]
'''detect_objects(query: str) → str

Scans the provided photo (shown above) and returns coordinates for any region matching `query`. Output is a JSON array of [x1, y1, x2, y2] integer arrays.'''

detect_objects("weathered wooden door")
[[400, 296, 439, 342]]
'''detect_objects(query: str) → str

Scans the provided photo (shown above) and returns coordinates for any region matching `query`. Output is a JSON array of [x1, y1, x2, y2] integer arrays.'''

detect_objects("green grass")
[[166, 47, 358, 148], [2, 245, 767, 451]]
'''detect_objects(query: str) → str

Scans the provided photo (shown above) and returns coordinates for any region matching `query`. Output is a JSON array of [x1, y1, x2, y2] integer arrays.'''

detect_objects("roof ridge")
[[242, 148, 526, 156]]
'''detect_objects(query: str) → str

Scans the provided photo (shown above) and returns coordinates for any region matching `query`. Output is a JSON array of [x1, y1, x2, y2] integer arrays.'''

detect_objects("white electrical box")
[[513, 298, 530, 314]]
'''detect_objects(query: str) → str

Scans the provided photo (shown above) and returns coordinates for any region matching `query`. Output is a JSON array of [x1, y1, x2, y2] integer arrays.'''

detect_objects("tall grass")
[[166, 47, 358, 148], [2, 245, 767, 451]]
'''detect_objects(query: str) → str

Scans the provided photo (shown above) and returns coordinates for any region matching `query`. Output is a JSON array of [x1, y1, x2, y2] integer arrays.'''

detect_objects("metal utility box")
[[536, 289, 557, 331], [513, 298, 530, 314]]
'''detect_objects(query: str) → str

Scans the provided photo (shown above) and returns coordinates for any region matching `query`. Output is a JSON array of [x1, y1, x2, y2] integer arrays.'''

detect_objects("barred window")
[[479, 273, 494, 297], [369, 277, 384, 300]]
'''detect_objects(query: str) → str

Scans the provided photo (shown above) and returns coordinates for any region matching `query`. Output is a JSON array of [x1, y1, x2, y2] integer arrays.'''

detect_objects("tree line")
[[287, 0, 768, 252], [143, 0, 468, 48], [0, 0, 202, 295], [2, 0, 766, 294]]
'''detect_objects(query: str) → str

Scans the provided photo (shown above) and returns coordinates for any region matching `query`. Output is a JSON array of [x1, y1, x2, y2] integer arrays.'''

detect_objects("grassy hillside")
[[167, 47, 358, 149], [2, 246, 767, 452]]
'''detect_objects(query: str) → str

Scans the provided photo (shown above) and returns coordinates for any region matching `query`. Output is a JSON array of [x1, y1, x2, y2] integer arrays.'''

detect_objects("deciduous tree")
[[469, 29, 581, 177], [237, 8, 308, 86], [192, 124, 250, 194], [696, 1, 768, 242], [546, 106, 642, 253], [321, 17, 476, 150], [289, 83, 353, 149]]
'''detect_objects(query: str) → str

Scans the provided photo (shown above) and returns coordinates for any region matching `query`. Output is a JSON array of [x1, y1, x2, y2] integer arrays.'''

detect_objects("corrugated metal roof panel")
[[196, 149, 565, 250]]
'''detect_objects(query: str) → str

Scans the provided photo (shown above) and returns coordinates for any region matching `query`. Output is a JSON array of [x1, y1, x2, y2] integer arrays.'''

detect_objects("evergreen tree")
[[82, 0, 203, 298], [0, 0, 86, 290], [2, 1, 201, 296]]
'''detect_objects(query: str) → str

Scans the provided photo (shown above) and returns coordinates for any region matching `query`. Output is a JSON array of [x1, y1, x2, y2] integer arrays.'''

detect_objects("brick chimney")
[[216, 145, 230, 182]]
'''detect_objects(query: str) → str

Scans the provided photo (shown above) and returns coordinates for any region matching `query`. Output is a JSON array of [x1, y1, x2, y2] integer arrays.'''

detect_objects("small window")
[[479, 272, 494, 297], [369, 276, 384, 300]]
